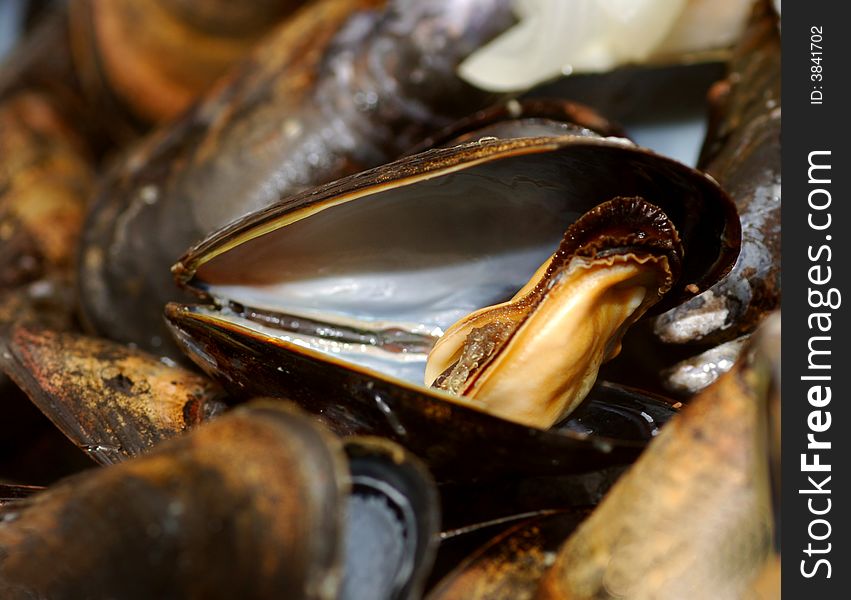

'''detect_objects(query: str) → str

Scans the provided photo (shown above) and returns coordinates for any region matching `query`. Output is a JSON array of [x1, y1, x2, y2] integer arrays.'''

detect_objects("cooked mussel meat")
[[426, 197, 682, 428]]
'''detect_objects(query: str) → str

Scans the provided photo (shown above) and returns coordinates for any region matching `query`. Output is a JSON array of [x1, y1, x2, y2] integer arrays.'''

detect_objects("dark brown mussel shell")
[[0, 402, 439, 600], [68, 0, 306, 124], [167, 311, 681, 483], [165, 135, 739, 482], [0, 402, 346, 599]]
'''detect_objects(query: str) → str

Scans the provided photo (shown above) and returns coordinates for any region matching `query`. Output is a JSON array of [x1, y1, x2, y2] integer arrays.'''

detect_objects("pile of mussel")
[[1, 0, 780, 598]]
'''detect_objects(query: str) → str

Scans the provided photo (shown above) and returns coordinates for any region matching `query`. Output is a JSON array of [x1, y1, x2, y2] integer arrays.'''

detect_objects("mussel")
[[164, 133, 738, 481], [1, 0, 292, 153], [0, 89, 96, 390], [0, 402, 440, 600]]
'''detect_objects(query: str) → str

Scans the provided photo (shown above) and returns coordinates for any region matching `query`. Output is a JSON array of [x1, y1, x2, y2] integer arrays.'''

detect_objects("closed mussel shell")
[[428, 511, 589, 600], [653, 1, 781, 348], [68, 0, 306, 124], [342, 437, 440, 600], [77, 0, 516, 357], [0, 402, 441, 600], [0, 402, 347, 599]]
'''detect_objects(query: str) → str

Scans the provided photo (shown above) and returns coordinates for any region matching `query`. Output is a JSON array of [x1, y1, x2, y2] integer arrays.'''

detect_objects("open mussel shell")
[[0, 402, 439, 600], [166, 135, 737, 480], [167, 306, 679, 483]]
